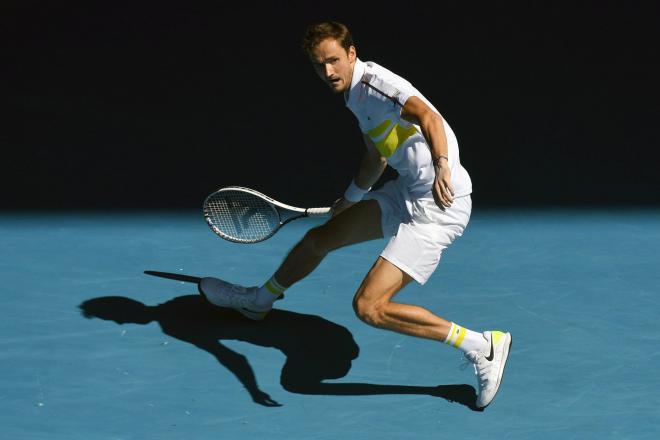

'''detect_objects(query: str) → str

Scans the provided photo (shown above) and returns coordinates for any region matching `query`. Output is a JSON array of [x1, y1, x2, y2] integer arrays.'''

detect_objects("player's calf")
[[299, 226, 333, 257]]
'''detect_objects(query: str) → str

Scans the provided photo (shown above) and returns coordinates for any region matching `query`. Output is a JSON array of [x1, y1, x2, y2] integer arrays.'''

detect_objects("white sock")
[[443, 322, 489, 354], [254, 276, 286, 308]]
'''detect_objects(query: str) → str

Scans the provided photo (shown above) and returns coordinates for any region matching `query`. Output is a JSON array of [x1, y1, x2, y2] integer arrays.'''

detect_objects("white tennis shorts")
[[364, 178, 472, 285]]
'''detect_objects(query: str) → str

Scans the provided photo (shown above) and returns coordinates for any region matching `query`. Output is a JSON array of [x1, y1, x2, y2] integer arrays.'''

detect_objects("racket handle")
[[306, 207, 332, 217]]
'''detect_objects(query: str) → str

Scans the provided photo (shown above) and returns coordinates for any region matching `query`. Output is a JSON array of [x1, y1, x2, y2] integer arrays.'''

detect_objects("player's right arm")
[[355, 134, 387, 190], [332, 134, 386, 216]]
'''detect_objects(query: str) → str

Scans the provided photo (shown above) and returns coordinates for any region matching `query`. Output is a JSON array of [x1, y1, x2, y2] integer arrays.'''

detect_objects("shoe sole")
[[479, 332, 512, 409], [238, 308, 270, 321]]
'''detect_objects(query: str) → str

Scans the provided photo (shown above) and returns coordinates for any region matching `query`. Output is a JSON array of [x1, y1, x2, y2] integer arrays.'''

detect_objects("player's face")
[[309, 38, 356, 93]]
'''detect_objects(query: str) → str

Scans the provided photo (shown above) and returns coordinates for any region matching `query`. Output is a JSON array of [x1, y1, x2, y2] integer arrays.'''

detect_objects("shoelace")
[[461, 352, 494, 390]]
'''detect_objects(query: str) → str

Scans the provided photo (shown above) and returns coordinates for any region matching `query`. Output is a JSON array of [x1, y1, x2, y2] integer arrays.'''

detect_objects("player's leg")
[[199, 199, 384, 319], [352, 255, 497, 353], [352, 196, 511, 408], [352, 256, 452, 341], [273, 199, 383, 288], [352, 255, 511, 409]]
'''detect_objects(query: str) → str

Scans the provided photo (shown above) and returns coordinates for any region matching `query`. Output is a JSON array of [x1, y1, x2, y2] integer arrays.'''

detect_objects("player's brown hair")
[[301, 21, 354, 56]]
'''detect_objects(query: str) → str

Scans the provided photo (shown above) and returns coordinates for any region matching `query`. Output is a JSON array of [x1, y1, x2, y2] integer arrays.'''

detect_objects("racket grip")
[[306, 207, 332, 217]]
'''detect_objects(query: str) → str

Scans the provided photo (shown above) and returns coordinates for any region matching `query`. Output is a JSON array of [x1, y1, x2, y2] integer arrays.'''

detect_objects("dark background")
[[4, 1, 659, 209]]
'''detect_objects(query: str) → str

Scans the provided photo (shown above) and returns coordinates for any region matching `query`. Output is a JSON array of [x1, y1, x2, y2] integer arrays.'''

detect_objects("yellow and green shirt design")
[[344, 58, 473, 199], [345, 60, 423, 158], [366, 119, 418, 157]]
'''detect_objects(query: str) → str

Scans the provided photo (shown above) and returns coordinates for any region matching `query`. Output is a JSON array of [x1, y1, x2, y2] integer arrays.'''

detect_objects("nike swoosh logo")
[[485, 338, 495, 362]]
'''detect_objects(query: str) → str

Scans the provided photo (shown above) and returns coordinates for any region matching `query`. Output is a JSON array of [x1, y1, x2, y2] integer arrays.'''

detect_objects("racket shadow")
[[79, 273, 479, 411]]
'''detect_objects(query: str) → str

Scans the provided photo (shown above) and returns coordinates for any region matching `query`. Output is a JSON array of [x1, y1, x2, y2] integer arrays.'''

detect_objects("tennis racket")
[[203, 186, 332, 244]]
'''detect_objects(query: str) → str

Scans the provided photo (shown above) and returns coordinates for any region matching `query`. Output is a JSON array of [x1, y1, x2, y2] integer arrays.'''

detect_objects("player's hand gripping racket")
[[203, 186, 332, 244]]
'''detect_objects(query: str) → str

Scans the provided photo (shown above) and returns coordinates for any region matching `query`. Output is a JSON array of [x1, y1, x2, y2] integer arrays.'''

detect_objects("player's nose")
[[324, 63, 334, 78]]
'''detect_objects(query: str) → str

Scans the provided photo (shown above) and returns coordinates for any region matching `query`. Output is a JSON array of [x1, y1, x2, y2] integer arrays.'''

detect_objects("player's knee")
[[352, 295, 386, 328]]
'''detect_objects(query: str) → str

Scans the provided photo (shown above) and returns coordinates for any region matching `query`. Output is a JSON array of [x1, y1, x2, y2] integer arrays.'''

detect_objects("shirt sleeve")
[[361, 72, 415, 108]]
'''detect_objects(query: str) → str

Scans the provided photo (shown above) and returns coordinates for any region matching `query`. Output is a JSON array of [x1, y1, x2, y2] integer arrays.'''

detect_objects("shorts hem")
[[380, 253, 428, 286]]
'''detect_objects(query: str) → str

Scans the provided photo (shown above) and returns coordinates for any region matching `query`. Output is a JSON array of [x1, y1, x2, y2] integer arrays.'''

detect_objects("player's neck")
[[343, 63, 355, 100]]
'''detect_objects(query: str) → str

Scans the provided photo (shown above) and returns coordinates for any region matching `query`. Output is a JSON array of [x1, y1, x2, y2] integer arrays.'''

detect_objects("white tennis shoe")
[[464, 330, 512, 408], [199, 277, 271, 320]]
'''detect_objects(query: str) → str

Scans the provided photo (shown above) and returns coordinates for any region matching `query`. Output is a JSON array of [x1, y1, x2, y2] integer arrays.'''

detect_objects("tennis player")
[[200, 21, 511, 408]]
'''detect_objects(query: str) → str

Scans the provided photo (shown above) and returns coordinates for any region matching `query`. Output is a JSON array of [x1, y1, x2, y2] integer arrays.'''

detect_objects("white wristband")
[[344, 180, 370, 202]]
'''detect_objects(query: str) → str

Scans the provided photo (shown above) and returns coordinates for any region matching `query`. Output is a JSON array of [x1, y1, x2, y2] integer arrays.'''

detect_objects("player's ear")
[[348, 45, 356, 63]]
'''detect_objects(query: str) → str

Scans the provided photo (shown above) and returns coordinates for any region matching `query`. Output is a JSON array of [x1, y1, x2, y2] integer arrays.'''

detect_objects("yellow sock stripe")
[[452, 325, 467, 348], [272, 277, 286, 291], [264, 280, 283, 296], [270, 276, 286, 292]]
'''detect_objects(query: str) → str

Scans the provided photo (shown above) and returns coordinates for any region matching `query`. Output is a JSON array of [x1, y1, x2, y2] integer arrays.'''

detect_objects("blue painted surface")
[[1, 209, 659, 439]]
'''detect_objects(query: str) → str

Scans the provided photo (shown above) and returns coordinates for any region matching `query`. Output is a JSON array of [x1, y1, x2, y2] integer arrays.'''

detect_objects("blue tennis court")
[[1, 209, 659, 439]]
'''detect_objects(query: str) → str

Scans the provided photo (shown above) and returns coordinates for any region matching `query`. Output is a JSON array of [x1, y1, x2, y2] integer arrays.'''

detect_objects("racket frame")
[[203, 186, 331, 244]]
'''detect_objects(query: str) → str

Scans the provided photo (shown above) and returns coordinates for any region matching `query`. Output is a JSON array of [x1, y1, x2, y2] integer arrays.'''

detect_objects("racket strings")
[[204, 190, 280, 243]]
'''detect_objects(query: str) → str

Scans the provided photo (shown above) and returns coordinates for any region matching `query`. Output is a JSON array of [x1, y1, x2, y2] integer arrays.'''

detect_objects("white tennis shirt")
[[345, 58, 472, 199]]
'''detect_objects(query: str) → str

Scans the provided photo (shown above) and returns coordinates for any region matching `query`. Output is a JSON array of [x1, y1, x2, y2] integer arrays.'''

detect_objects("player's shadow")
[[79, 272, 480, 411]]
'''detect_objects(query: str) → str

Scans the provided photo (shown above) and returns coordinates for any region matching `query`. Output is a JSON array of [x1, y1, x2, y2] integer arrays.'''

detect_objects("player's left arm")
[[332, 134, 387, 217], [401, 96, 454, 208]]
